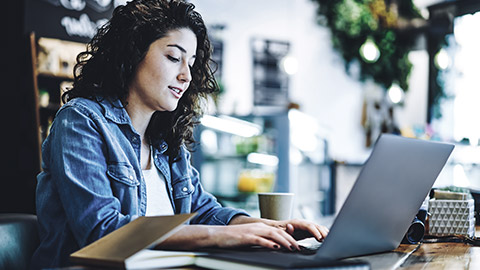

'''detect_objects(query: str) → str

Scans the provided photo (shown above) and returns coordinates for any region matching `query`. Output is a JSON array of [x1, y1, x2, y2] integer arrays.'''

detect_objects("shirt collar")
[[97, 97, 169, 154]]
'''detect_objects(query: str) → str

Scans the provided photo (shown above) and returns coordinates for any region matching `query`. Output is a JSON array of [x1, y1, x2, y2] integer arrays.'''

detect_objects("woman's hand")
[[158, 216, 329, 252], [271, 219, 329, 242], [157, 222, 301, 251], [228, 215, 329, 248], [214, 222, 300, 251]]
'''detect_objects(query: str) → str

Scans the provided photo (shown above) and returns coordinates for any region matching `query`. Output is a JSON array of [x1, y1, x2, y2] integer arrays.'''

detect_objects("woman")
[[31, 0, 328, 268]]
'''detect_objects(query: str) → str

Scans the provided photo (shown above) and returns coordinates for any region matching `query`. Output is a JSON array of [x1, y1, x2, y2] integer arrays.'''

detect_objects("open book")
[[121, 249, 278, 270], [70, 213, 196, 269]]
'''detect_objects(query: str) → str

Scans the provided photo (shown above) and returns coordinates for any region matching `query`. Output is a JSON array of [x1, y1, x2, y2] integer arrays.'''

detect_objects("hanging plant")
[[312, 0, 424, 92]]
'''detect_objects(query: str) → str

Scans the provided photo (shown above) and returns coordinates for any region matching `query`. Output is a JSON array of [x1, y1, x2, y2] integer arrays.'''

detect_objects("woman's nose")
[[178, 63, 192, 83]]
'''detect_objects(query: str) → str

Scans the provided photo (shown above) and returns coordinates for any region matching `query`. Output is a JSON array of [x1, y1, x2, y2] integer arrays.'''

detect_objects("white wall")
[[191, 0, 429, 162], [395, 51, 429, 129]]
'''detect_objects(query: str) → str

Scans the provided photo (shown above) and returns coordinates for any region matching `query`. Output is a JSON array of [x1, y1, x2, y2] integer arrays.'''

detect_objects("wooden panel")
[[29, 31, 42, 171]]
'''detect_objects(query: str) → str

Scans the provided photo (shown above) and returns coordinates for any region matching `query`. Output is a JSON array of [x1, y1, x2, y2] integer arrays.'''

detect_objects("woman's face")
[[128, 28, 197, 113]]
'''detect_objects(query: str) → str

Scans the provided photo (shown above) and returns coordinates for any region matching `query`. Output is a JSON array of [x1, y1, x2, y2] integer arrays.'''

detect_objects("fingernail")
[[273, 245, 280, 249], [290, 245, 296, 251]]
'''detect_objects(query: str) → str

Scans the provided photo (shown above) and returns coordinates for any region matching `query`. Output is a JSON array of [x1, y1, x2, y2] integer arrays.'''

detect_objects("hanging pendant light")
[[387, 83, 404, 104], [360, 37, 380, 63]]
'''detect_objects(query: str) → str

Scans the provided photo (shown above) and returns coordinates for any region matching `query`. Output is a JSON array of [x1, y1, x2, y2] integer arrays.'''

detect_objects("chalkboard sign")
[[25, 0, 127, 43]]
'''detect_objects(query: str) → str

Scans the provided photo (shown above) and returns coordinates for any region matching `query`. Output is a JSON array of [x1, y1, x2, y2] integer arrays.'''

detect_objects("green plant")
[[312, 0, 423, 92]]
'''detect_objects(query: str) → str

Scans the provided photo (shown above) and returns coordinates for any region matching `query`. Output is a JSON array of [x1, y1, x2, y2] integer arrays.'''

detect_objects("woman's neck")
[[125, 101, 155, 170], [125, 101, 154, 139]]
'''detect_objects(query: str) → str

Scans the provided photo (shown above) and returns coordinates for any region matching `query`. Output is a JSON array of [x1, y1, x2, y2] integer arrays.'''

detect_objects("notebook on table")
[[199, 134, 454, 269]]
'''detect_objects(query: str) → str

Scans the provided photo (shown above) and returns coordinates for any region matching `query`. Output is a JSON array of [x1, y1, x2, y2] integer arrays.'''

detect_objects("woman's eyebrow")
[[167, 44, 187, 53], [167, 44, 196, 59]]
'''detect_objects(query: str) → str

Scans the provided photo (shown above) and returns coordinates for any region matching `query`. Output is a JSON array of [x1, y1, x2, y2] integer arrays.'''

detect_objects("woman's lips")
[[169, 86, 183, 99]]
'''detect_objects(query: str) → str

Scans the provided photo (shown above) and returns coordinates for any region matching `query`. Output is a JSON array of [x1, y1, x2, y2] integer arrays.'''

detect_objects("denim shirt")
[[31, 97, 248, 269]]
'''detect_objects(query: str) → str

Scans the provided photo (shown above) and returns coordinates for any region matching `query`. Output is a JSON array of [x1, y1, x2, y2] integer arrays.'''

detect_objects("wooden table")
[[66, 227, 480, 270], [66, 241, 480, 270], [349, 240, 480, 269]]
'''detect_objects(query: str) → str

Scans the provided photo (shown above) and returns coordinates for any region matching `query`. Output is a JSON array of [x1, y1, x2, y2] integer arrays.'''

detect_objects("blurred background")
[[4, 0, 480, 221]]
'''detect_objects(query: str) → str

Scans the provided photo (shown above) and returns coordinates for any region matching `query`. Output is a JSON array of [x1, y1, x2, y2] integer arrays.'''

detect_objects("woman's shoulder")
[[55, 97, 131, 132], [54, 97, 101, 120], [57, 97, 123, 120], [59, 97, 101, 113], [46, 98, 105, 141]]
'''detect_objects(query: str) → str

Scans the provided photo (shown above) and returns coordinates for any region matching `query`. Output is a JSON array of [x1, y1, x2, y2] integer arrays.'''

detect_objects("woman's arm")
[[166, 150, 328, 251], [179, 148, 250, 225], [157, 222, 300, 251], [47, 103, 133, 246], [157, 215, 328, 251], [229, 215, 329, 243]]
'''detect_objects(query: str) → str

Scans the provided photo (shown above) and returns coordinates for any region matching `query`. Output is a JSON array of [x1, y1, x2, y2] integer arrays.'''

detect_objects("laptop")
[[201, 134, 455, 269]]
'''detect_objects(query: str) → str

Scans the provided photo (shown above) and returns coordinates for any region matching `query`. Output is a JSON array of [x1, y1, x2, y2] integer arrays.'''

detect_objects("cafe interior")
[[4, 0, 480, 269]]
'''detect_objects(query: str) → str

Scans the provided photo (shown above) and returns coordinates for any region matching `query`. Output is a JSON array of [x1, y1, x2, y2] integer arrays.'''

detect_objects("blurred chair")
[[0, 214, 39, 270]]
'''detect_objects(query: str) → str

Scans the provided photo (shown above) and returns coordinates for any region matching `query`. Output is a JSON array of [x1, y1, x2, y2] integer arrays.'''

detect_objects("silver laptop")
[[204, 134, 455, 268]]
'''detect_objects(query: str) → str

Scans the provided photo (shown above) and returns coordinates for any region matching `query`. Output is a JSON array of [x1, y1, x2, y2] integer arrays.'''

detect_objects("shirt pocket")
[[172, 176, 194, 200], [107, 163, 140, 187]]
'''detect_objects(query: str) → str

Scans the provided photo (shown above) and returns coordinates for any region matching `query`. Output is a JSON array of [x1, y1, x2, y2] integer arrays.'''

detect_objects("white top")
[[142, 149, 174, 216]]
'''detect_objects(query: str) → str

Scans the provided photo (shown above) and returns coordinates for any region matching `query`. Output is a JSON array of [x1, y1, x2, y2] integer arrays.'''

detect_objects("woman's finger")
[[262, 226, 299, 251], [244, 234, 282, 250], [316, 224, 329, 239], [284, 220, 329, 241], [304, 223, 323, 241], [277, 227, 301, 250], [286, 223, 295, 235]]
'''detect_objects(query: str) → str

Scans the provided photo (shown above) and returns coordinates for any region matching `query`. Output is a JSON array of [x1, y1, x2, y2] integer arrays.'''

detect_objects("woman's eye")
[[167, 55, 180, 62]]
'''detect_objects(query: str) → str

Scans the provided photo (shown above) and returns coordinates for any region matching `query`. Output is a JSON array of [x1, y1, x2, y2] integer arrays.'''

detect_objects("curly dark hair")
[[64, 0, 218, 161]]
